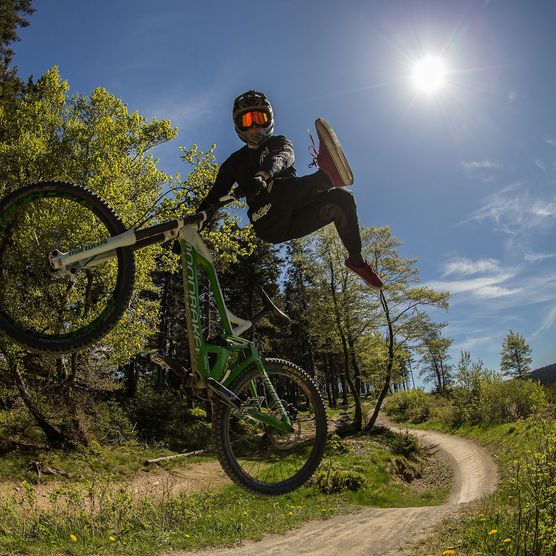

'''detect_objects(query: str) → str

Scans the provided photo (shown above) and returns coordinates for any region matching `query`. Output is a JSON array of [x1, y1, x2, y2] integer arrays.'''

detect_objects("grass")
[[388, 409, 556, 555], [0, 425, 451, 555]]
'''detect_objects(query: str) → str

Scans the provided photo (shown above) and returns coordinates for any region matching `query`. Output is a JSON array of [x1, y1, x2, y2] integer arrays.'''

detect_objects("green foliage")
[[384, 389, 432, 424], [91, 399, 136, 445], [386, 376, 547, 429], [426, 395, 555, 556], [0, 0, 35, 105], [500, 329, 533, 380], [311, 468, 367, 493], [502, 416, 556, 554], [130, 379, 211, 451], [446, 379, 545, 428], [387, 430, 421, 459]]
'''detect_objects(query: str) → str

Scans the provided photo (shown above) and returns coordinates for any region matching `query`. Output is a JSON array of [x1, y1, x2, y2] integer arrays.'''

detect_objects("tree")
[[364, 226, 450, 431], [0, 0, 35, 106], [417, 321, 453, 393], [0, 67, 255, 448], [306, 225, 378, 432], [500, 330, 532, 379]]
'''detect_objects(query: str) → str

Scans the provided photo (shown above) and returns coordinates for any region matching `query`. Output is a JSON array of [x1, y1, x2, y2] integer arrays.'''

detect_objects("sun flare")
[[412, 56, 447, 94]]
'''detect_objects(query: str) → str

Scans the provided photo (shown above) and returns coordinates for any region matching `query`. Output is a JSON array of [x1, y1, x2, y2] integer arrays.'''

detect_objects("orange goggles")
[[237, 110, 270, 129]]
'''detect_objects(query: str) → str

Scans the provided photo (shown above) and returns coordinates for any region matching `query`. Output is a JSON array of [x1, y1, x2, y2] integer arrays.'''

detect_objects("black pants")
[[249, 170, 362, 261]]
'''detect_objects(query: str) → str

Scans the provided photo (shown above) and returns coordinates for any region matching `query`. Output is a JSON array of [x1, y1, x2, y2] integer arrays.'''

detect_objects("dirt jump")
[[185, 424, 499, 556]]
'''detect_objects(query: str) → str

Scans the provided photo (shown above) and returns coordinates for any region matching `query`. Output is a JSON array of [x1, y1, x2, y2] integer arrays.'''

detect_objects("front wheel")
[[0, 182, 135, 353], [212, 358, 327, 496]]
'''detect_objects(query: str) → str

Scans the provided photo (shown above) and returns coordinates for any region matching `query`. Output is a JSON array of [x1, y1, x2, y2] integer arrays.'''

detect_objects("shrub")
[[479, 379, 546, 424], [311, 468, 367, 493], [499, 396, 556, 555], [130, 380, 211, 451], [388, 430, 421, 459], [384, 389, 431, 424]]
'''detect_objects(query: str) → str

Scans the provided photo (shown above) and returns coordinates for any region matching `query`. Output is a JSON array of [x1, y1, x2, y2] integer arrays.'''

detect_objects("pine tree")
[[500, 330, 532, 379], [0, 0, 35, 108]]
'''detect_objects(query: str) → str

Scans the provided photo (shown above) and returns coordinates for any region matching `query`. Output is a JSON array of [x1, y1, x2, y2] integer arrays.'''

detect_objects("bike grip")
[[218, 194, 235, 204], [182, 212, 206, 226]]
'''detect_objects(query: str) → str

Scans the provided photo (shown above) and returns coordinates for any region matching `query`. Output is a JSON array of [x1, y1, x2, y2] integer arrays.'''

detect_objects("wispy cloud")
[[507, 90, 518, 104], [524, 251, 556, 263], [442, 257, 501, 277], [459, 183, 556, 235], [146, 94, 215, 130], [535, 159, 546, 171], [460, 160, 502, 171], [460, 160, 502, 183], [428, 272, 520, 298], [532, 304, 556, 337]]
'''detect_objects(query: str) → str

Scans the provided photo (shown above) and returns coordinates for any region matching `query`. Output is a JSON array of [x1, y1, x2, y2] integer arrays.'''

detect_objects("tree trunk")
[[328, 259, 362, 431], [366, 291, 394, 431], [11, 361, 69, 449]]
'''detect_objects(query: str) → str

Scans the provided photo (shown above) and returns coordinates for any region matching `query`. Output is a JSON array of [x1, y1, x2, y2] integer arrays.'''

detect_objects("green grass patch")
[[391, 404, 556, 555], [0, 429, 451, 555]]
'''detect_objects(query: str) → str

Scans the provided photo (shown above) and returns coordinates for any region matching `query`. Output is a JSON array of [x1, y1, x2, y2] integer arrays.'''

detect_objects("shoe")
[[312, 118, 354, 187], [345, 257, 384, 290]]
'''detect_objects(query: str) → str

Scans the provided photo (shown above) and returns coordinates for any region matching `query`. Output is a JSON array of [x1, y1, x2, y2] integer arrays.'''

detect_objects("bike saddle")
[[250, 286, 291, 326]]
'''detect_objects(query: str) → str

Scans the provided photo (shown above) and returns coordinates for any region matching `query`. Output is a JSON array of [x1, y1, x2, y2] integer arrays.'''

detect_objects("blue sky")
[[12, 0, 556, 374]]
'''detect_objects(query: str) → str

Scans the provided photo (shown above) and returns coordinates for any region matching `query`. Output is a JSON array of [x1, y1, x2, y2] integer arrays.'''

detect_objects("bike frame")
[[48, 196, 292, 432]]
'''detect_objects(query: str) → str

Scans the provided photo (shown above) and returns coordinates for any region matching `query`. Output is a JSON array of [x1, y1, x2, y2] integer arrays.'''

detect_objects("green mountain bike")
[[0, 181, 327, 495]]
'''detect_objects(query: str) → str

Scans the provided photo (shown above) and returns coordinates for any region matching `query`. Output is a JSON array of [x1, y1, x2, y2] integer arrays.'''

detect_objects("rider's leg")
[[253, 186, 384, 290], [255, 186, 362, 261], [270, 169, 332, 210], [286, 188, 364, 263]]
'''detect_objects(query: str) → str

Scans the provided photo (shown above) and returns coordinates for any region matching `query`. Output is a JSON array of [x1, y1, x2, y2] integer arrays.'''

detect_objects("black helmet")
[[232, 90, 274, 145]]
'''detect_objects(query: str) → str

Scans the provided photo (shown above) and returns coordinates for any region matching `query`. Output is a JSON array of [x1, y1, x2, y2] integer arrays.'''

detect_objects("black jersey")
[[203, 135, 296, 207]]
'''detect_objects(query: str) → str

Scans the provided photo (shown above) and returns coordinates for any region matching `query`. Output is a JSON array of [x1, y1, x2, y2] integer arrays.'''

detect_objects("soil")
[[175, 420, 499, 556], [0, 419, 500, 555], [0, 459, 230, 511]]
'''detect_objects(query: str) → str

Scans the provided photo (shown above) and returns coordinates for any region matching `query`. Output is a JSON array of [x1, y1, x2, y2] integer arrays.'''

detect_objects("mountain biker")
[[198, 90, 383, 290]]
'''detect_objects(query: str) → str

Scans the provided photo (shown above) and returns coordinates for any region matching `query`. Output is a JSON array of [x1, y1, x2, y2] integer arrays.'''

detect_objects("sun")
[[411, 56, 447, 94]]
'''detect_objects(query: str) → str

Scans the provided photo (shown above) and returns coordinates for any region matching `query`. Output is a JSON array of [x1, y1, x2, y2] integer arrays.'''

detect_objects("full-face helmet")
[[232, 90, 274, 145]]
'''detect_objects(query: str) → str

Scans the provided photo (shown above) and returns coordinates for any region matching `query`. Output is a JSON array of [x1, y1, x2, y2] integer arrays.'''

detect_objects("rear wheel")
[[212, 358, 327, 496], [0, 182, 135, 353]]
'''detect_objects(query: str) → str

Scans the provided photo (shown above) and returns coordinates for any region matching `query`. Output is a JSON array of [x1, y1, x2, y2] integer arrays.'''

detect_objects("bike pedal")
[[205, 377, 243, 410]]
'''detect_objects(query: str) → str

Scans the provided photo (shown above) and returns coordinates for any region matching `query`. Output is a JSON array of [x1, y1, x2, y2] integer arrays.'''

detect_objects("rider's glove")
[[231, 185, 245, 200], [242, 175, 267, 200]]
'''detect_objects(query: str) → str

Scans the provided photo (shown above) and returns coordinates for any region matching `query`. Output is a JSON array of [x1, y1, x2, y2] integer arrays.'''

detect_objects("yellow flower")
[[288, 511, 293, 516], [69, 534, 77, 542], [488, 529, 498, 535], [109, 536, 116, 542], [184, 534, 191, 539], [442, 550, 456, 555], [503, 538, 512, 543]]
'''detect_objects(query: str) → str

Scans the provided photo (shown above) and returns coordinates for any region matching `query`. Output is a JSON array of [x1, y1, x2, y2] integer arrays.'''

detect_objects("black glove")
[[241, 176, 267, 200], [231, 185, 245, 200]]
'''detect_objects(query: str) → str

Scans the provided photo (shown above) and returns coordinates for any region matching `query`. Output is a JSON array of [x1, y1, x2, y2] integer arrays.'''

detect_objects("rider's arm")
[[198, 158, 236, 211], [258, 135, 295, 180]]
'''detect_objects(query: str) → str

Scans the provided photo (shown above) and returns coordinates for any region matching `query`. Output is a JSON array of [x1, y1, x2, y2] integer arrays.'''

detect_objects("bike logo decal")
[[184, 244, 202, 354], [68, 238, 108, 256], [251, 203, 272, 222]]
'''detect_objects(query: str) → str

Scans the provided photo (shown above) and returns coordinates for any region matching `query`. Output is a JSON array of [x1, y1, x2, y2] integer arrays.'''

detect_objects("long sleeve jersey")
[[202, 135, 296, 207]]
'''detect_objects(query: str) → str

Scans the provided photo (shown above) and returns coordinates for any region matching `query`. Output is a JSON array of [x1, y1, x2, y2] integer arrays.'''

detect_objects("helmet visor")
[[236, 110, 270, 130]]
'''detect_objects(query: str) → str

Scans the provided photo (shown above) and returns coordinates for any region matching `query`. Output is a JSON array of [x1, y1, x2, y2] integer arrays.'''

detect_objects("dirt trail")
[[183, 425, 499, 556]]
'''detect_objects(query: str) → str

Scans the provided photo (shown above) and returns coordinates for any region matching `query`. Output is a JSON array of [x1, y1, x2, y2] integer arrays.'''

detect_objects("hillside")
[[531, 362, 556, 384]]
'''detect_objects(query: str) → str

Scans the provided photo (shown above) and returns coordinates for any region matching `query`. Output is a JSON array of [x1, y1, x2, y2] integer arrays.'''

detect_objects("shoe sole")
[[315, 117, 354, 186]]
